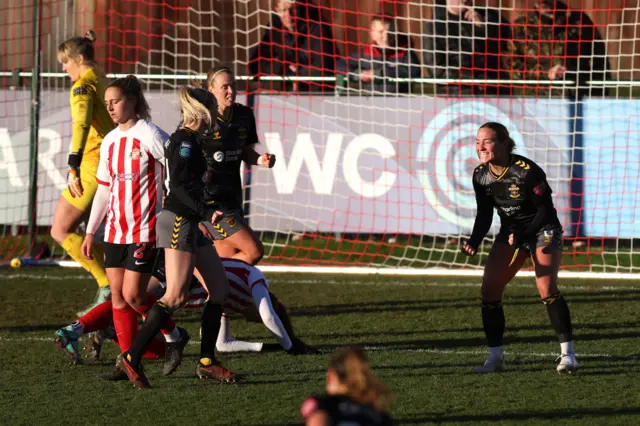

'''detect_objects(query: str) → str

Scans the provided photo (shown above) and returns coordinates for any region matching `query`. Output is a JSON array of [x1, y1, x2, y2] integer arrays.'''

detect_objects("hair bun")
[[84, 29, 97, 42]]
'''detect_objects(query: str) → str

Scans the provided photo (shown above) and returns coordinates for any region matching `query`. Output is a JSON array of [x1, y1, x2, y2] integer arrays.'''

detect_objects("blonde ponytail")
[[178, 86, 212, 128]]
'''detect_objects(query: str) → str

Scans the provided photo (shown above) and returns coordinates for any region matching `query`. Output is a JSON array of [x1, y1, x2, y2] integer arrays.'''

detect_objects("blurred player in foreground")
[[52, 30, 115, 315], [461, 122, 577, 374], [301, 347, 394, 425]]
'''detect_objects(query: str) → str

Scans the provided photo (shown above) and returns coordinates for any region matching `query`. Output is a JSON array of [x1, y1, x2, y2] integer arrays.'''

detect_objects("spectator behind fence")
[[248, 0, 338, 91], [336, 16, 420, 94], [423, 0, 510, 96], [505, 0, 610, 98]]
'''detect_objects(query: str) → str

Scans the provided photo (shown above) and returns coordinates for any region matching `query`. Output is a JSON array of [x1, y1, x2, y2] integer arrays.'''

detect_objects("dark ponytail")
[[107, 75, 151, 121]]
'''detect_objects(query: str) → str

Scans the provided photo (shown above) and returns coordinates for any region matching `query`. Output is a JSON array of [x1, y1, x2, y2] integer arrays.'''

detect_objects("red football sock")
[[143, 336, 167, 359], [133, 294, 177, 336], [78, 300, 113, 333], [112, 306, 139, 353]]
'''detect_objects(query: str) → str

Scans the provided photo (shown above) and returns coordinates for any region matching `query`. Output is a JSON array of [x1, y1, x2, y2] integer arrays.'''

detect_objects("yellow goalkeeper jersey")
[[68, 67, 114, 162]]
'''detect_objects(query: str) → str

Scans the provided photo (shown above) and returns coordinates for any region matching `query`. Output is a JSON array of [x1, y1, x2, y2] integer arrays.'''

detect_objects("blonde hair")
[[107, 75, 151, 121], [329, 347, 394, 412], [206, 65, 233, 88], [57, 30, 96, 65], [178, 86, 212, 128]]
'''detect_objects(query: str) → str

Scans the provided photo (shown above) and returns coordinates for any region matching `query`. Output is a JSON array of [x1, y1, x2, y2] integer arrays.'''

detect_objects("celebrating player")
[[461, 122, 577, 374], [117, 87, 235, 389], [51, 30, 115, 314], [56, 75, 189, 376], [300, 347, 394, 426], [201, 65, 275, 265], [150, 250, 318, 355]]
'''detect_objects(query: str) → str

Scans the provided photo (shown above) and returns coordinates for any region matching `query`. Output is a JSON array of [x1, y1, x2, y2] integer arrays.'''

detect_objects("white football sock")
[[216, 315, 263, 352], [561, 341, 575, 355]]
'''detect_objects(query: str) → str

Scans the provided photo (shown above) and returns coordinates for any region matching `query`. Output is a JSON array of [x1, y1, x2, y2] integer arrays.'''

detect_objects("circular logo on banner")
[[214, 151, 225, 162], [417, 101, 527, 228]]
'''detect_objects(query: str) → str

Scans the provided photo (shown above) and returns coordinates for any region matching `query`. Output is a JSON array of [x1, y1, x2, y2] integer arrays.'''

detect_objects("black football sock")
[[543, 292, 573, 342], [126, 302, 172, 368], [482, 300, 505, 347], [200, 301, 222, 363]]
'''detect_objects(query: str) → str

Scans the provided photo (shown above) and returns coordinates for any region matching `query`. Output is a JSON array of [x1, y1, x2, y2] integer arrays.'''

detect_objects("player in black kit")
[[117, 87, 236, 388], [201, 65, 275, 265], [301, 347, 394, 426], [461, 122, 577, 374]]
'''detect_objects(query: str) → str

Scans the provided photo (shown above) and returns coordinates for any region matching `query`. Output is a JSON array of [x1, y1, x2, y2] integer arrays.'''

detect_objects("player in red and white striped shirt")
[[75, 75, 188, 376], [149, 252, 318, 355]]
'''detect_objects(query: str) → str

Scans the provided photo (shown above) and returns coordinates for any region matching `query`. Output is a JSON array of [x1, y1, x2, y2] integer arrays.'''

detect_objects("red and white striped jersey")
[[185, 259, 269, 317], [96, 119, 168, 244]]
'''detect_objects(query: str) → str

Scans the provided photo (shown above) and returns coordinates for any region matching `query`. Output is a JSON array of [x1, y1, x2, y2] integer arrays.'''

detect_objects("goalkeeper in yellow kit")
[[51, 30, 115, 314]]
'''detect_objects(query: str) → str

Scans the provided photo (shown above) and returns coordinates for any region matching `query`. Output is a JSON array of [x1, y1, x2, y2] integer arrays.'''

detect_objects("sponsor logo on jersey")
[[226, 217, 237, 228], [543, 230, 554, 244], [214, 151, 225, 162], [238, 127, 248, 140], [116, 172, 140, 182], [130, 149, 142, 159], [500, 205, 521, 215], [508, 184, 521, 198]]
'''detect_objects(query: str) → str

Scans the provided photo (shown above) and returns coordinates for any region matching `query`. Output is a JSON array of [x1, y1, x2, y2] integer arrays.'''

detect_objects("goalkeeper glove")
[[67, 152, 84, 198]]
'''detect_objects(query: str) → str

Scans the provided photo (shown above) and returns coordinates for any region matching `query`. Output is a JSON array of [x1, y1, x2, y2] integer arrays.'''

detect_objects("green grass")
[[2, 269, 640, 425]]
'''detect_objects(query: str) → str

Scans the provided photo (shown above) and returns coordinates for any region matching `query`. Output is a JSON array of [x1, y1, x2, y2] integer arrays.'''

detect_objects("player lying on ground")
[[55, 255, 318, 366], [461, 122, 577, 374], [150, 251, 319, 355]]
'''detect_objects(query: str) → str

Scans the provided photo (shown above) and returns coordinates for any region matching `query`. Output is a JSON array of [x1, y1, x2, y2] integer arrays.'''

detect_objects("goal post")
[[1, 0, 639, 277]]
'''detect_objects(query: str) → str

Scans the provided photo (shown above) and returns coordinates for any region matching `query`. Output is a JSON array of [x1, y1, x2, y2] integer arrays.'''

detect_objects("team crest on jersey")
[[213, 131, 221, 139], [130, 149, 142, 159], [238, 127, 248, 140], [508, 184, 521, 198], [179, 142, 192, 158], [214, 151, 225, 162], [226, 217, 237, 227]]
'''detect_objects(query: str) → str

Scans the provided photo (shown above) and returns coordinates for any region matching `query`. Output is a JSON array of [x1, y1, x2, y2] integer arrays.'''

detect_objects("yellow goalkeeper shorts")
[[61, 158, 100, 212]]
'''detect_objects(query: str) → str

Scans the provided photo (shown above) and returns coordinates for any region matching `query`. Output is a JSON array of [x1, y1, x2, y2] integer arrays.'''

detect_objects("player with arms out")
[[301, 347, 394, 426], [201, 65, 275, 265], [117, 87, 235, 389], [52, 30, 115, 314], [461, 122, 577, 374]]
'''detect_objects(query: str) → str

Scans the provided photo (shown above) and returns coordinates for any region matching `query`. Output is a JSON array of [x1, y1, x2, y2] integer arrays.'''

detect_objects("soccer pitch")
[[2, 269, 640, 425]]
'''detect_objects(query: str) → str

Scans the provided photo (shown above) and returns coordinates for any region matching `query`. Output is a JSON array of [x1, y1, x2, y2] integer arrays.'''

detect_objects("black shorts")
[[103, 241, 156, 273], [156, 210, 209, 253], [496, 225, 563, 253]]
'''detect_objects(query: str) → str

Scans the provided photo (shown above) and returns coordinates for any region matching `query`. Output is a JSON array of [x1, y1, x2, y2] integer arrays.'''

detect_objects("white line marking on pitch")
[[1, 336, 635, 360], [4, 274, 640, 292]]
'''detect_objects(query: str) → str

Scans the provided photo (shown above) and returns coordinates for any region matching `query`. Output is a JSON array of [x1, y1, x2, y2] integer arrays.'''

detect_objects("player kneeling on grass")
[[55, 76, 188, 377], [150, 250, 319, 355], [461, 122, 577, 374], [301, 347, 394, 426]]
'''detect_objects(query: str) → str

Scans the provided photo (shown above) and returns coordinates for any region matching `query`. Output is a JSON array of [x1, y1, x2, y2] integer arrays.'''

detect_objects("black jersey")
[[162, 128, 212, 220], [199, 103, 259, 207], [301, 394, 393, 426], [468, 154, 561, 248]]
